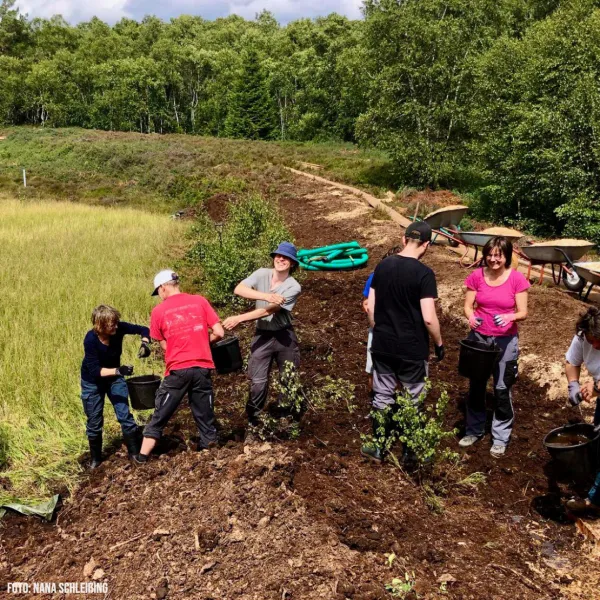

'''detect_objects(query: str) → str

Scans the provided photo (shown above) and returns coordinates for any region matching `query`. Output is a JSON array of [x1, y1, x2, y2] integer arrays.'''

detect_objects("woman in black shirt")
[[81, 305, 150, 468]]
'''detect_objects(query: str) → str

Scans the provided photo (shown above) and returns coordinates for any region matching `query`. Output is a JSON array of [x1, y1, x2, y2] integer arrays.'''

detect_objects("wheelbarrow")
[[456, 231, 524, 267], [422, 205, 469, 247], [519, 241, 594, 290], [573, 261, 600, 300]]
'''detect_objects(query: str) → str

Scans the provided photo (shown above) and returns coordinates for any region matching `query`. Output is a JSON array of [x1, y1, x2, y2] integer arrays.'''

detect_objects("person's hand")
[[118, 365, 134, 376], [493, 313, 516, 328], [223, 316, 242, 331], [264, 293, 285, 306], [469, 315, 483, 330], [568, 381, 582, 406], [581, 381, 596, 402], [137, 340, 151, 359], [434, 344, 445, 362], [362, 298, 369, 314]]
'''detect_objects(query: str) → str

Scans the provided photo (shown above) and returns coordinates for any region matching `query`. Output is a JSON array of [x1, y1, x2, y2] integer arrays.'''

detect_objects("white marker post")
[[23, 169, 27, 188]]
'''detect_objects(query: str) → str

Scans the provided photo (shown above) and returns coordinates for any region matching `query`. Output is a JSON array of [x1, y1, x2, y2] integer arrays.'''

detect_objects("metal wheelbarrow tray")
[[573, 262, 600, 300], [458, 231, 523, 247], [423, 205, 469, 230], [520, 241, 595, 264]]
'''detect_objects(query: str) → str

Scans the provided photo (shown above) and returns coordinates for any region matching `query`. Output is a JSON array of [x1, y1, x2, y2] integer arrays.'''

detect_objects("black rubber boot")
[[88, 435, 103, 469], [123, 430, 142, 458], [361, 411, 387, 463]]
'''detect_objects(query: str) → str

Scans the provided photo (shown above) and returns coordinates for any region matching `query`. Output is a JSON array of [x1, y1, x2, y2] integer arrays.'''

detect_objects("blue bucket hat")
[[271, 241, 298, 265]]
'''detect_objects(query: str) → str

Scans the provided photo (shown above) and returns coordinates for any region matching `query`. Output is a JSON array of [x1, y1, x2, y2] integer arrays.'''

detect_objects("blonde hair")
[[92, 305, 121, 335]]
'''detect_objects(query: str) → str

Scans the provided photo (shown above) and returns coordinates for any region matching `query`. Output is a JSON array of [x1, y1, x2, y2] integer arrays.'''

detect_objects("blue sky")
[[16, 0, 364, 25]]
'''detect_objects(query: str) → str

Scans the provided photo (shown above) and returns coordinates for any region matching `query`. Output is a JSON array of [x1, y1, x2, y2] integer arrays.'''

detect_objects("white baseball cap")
[[152, 269, 179, 296]]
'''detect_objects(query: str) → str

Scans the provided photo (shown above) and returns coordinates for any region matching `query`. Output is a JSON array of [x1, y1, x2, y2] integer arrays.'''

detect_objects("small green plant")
[[457, 472, 487, 492], [256, 362, 356, 439], [362, 381, 458, 471], [385, 572, 417, 598]]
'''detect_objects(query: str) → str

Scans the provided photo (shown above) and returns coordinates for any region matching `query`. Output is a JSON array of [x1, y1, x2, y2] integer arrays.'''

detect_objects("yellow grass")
[[0, 197, 183, 502]]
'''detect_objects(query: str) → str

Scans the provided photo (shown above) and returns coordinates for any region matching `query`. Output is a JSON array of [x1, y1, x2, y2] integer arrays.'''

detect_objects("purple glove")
[[568, 381, 582, 406], [493, 314, 516, 328]]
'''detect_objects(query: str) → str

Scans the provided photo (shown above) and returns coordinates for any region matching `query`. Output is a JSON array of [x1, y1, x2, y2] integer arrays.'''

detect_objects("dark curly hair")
[[576, 306, 600, 340]]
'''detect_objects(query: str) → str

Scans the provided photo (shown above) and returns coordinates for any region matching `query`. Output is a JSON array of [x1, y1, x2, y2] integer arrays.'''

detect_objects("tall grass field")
[[0, 196, 183, 503]]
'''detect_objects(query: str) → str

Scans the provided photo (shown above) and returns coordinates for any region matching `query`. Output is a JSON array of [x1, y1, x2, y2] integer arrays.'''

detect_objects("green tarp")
[[0, 494, 59, 521]]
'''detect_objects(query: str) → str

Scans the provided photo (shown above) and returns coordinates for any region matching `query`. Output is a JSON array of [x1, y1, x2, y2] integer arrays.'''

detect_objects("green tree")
[[224, 47, 277, 140]]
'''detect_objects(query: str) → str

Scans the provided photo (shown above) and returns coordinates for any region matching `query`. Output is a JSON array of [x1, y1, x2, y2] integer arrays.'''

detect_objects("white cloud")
[[229, 0, 363, 22], [15, 0, 364, 25], [16, 0, 131, 23]]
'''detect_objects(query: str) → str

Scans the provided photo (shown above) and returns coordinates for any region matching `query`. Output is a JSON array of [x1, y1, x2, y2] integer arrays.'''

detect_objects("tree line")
[[1, 0, 600, 242]]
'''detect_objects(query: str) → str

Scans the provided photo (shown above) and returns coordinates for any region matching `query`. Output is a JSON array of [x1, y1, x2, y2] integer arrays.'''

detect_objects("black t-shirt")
[[371, 255, 438, 361]]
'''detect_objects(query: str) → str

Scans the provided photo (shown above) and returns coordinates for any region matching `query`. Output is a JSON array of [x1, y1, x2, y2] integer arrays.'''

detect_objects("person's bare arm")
[[210, 322, 225, 343], [367, 288, 376, 329], [513, 290, 528, 321], [223, 305, 281, 330], [420, 297, 442, 347], [566, 362, 581, 384], [464, 289, 476, 320], [159, 340, 167, 353], [233, 283, 285, 305]]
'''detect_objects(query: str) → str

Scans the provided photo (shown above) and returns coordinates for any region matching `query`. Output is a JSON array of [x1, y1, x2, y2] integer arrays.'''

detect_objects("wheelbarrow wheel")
[[448, 238, 459, 248], [562, 268, 586, 292]]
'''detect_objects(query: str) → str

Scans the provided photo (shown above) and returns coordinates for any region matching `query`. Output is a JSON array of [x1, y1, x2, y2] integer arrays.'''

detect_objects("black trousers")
[[143, 367, 217, 449]]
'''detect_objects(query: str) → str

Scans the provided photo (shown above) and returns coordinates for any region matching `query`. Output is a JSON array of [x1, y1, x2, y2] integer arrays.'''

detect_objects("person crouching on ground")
[[563, 306, 600, 513], [460, 236, 530, 457], [361, 222, 444, 463], [134, 270, 224, 463], [222, 242, 301, 441], [81, 305, 151, 469]]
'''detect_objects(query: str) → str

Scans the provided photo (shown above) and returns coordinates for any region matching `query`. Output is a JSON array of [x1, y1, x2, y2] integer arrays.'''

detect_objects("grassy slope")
[[0, 126, 391, 503], [0, 127, 393, 213], [0, 197, 183, 502]]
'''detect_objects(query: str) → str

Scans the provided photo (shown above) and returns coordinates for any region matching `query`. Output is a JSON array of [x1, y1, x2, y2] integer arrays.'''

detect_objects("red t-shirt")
[[150, 293, 220, 375]]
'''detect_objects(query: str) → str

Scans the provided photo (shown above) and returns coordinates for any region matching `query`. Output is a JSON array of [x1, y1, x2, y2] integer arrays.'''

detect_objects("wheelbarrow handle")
[[554, 247, 575, 270]]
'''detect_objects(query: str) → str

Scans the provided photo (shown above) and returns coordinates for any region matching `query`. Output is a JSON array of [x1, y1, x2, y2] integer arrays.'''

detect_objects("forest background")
[[1, 0, 600, 243]]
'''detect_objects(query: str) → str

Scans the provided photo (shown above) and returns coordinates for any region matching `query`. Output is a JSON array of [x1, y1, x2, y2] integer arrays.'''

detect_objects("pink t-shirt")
[[150, 293, 220, 375], [464, 268, 530, 337]]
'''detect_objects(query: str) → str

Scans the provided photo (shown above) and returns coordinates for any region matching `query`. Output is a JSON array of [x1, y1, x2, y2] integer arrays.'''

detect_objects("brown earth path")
[[1, 168, 599, 600]]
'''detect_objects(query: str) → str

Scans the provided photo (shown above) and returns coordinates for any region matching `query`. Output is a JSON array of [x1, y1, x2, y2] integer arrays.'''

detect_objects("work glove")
[[469, 315, 483, 330], [138, 341, 151, 359], [117, 365, 134, 376], [568, 381, 582, 407], [434, 344, 445, 362], [493, 313, 516, 328]]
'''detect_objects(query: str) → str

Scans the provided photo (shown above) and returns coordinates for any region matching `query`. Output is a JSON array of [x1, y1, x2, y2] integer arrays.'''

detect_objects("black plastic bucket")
[[211, 337, 243, 374], [126, 375, 161, 410], [458, 339, 502, 380], [544, 423, 600, 482]]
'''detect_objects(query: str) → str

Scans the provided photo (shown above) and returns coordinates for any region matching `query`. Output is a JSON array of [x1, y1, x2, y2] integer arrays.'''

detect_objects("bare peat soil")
[[0, 173, 595, 600]]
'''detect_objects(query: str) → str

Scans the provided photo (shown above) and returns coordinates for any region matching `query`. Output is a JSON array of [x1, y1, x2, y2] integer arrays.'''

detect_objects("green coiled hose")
[[297, 242, 369, 271]]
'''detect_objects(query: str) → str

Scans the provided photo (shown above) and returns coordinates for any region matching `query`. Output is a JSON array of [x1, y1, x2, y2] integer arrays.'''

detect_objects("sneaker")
[[361, 444, 383, 463], [244, 428, 259, 445], [565, 497, 600, 513], [490, 444, 506, 458], [458, 435, 482, 448], [132, 453, 150, 465]]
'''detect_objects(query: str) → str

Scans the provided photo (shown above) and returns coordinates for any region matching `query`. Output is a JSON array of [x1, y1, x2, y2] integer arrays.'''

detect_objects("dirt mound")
[[532, 239, 594, 247], [3, 174, 598, 599], [481, 226, 524, 236], [204, 193, 231, 222]]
